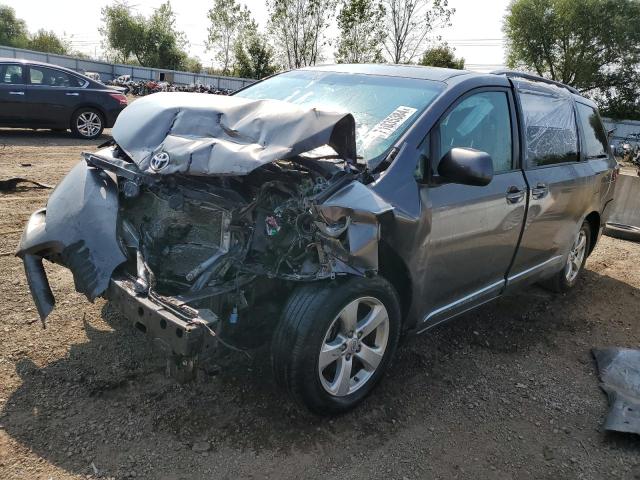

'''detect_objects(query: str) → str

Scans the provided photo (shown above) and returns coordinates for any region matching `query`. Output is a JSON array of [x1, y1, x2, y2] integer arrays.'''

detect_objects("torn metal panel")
[[320, 181, 393, 218], [316, 181, 394, 272], [112, 92, 357, 176], [16, 161, 127, 321], [593, 347, 640, 435]]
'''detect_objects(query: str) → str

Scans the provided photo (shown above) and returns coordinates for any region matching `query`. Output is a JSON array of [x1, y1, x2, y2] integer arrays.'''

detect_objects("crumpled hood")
[[112, 92, 356, 176]]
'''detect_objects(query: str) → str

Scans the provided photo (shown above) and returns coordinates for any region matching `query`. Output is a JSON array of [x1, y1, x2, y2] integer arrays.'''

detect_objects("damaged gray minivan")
[[17, 65, 617, 414]]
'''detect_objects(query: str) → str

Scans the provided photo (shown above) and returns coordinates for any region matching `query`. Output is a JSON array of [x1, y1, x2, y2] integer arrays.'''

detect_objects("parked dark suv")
[[17, 65, 617, 414], [0, 58, 127, 139]]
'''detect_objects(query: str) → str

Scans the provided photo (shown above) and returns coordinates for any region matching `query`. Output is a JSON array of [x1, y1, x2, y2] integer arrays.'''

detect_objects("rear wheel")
[[271, 276, 401, 415], [542, 221, 591, 293], [71, 108, 104, 139]]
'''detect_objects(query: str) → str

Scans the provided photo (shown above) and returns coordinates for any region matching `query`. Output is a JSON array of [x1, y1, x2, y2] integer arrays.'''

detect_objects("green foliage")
[[183, 56, 203, 73], [0, 6, 69, 55], [29, 29, 69, 55], [594, 81, 640, 120], [382, 0, 454, 64], [268, 0, 336, 68], [419, 44, 464, 69], [335, 0, 386, 63], [71, 51, 92, 60], [504, 0, 640, 119], [206, 0, 252, 74], [101, 1, 188, 70], [0, 4, 29, 48], [234, 28, 278, 79]]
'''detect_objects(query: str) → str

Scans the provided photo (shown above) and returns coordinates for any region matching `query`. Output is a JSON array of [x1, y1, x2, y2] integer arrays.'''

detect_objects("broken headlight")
[[315, 215, 351, 238]]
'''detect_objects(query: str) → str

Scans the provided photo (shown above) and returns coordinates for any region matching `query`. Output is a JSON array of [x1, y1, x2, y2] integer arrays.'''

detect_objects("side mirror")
[[437, 147, 494, 186]]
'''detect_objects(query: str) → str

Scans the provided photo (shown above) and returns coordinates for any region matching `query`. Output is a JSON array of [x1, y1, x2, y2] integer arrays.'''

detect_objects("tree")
[[419, 44, 464, 69], [206, 0, 252, 74], [101, 1, 188, 70], [234, 27, 278, 79], [504, 0, 640, 117], [382, 0, 454, 64], [0, 5, 29, 48], [594, 80, 640, 120], [183, 56, 203, 73], [335, 0, 386, 63], [268, 0, 336, 69], [28, 29, 69, 55]]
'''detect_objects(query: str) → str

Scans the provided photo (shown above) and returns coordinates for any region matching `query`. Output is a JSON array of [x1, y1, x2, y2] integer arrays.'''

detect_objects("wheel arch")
[[584, 211, 601, 255], [377, 240, 413, 329]]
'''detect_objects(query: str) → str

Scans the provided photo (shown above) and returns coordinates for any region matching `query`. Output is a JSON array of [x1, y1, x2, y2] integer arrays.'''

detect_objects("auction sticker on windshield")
[[362, 106, 418, 146]]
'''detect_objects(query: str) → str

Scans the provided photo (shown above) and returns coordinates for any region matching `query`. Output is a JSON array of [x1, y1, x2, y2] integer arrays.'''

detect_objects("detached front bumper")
[[16, 161, 127, 323], [16, 160, 218, 364]]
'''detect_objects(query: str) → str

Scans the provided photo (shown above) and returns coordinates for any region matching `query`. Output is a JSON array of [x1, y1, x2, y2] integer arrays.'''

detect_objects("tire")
[[70, 108, 104, 139], [542, 221, 591, 293], [271, 276, 401, 415]]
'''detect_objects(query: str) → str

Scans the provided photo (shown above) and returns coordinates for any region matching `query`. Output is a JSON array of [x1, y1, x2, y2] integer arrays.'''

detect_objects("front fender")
[[16, 161, 126, 323], [315, 181, 394, 273]]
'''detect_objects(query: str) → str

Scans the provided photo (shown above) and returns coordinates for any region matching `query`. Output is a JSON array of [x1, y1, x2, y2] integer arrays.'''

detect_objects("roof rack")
[[491, 69, 580, 96]]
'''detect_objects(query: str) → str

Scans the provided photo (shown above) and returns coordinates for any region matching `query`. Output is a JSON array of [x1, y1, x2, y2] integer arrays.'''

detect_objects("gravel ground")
[[1, 128, 639, 480]]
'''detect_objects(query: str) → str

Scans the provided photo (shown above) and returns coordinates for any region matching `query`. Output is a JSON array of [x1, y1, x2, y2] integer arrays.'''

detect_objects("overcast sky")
[[3, 0, 509, 71]]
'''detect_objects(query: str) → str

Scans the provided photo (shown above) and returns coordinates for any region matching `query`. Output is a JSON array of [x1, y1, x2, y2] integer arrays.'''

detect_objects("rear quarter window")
[[576, 103, 609, 159], [29, 66, 84, 88], [517, 83, 578, 167]]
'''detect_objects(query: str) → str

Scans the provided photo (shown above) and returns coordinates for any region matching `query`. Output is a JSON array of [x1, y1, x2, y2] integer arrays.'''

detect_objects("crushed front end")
[[16, 93, 392, 378]]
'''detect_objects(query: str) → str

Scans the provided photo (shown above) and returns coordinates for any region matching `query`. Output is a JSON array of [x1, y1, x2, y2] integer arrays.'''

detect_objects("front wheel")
[[542, 221, 591, 293], [71, 108, 104, 139], [271, 276, 401, 415]]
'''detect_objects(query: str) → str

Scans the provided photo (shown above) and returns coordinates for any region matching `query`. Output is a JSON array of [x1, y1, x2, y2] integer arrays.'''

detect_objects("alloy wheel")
[[565, 229, 587, 282], [76, 112, 102, 138], [318, 296, 390, 397]]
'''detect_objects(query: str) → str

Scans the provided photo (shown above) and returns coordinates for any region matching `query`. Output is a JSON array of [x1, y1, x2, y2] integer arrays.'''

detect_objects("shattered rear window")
[[235, 70, 443, 165], [515, 80, 579, 167]]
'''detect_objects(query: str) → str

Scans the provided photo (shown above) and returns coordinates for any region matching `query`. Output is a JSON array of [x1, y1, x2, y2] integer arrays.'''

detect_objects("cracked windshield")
[[236, 70, 443, 163]]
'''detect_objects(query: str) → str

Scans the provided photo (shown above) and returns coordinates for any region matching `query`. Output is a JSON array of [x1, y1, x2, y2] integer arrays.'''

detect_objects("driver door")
[[419, 88, 528, 328], [0, 63, 27, 124]]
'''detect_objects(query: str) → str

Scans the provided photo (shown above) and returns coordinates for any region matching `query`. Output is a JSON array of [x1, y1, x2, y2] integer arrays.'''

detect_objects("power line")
[[445, 38, 506, 42]]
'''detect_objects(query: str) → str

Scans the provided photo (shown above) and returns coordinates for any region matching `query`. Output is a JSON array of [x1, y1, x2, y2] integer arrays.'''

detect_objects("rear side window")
[[437, 91, 513, 173], [29, 66, 84, 88], [0, 64, 23, 84], [576, 103, 609, 159], [518, 88, 578, 167]]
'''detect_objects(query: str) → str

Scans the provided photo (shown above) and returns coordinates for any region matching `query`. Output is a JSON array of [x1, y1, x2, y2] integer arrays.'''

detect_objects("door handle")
[[65, 92, 79, 96], [506, 186, 525, 204], [531, 183, 549, 199], [8, 91, 24, 95]]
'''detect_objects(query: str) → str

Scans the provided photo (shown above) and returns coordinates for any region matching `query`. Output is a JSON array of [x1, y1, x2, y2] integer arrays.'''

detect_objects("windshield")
[[235, 70, 444, 164]]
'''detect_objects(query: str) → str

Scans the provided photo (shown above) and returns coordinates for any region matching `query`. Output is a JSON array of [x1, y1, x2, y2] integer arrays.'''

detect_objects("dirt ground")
[[1, 128, 639, 480]]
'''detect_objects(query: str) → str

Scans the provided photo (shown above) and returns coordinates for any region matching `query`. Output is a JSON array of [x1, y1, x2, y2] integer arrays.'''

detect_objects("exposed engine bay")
[[16, 93, 394, 375], [106, 144, 379, 321]]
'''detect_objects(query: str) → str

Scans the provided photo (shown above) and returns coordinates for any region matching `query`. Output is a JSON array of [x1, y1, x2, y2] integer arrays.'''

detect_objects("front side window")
[[576, 103, 609, 159], [0, 64, 23, 84], [29, 66, 83, 87], [517, 84, 578, 167], [437, 91, 513, 173]]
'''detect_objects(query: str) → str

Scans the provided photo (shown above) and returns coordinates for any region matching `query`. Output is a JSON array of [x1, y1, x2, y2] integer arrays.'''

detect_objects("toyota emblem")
[[150, 151, 170, 172]]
